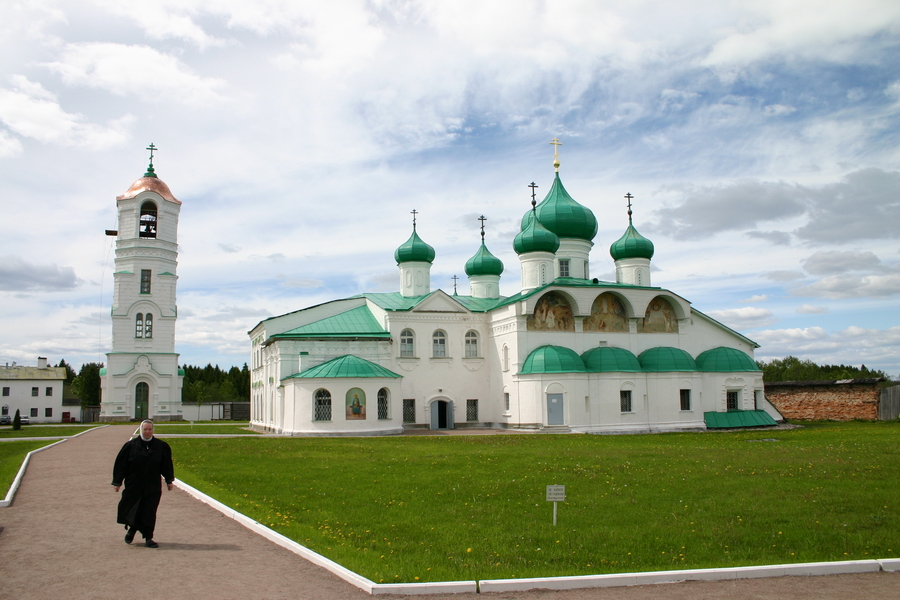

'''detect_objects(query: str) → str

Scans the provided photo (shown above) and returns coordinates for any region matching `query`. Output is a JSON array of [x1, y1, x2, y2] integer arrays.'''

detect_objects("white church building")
[[100, 149, 184, 421], [250, 146, 778, 435]]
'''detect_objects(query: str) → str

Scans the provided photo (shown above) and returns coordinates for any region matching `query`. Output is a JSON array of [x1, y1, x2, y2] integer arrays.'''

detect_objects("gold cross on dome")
[[549, 137, 562, 170]]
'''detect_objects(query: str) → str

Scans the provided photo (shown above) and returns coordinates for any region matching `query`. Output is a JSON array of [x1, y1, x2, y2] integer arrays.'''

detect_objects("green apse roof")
[[520, 345, 586, 374], [532, 173, 598, 241], [288, 354, 401, 379], [394, 226, 435, 264], [696, 347, 760, 372], [465, 241, 504, 276], [610, 221, 655, 260], [638, 347, 698, 371], [581, 346, 642, 372], [272, 305, 390, 340], [514, 210, 560, 255], [704, 410, 777, 428]]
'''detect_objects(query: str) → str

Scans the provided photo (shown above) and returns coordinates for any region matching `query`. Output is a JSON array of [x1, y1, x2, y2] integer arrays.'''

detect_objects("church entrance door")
[[430, 400, 454, 430], [135, 382, 149, 420], [546, 393, 564, 425]]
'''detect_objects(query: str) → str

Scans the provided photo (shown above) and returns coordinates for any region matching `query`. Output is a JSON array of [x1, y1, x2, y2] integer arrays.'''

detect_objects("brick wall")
[[764, 380, 881, 421]]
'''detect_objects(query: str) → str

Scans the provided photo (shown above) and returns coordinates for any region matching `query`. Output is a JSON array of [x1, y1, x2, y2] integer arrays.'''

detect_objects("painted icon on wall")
[[346, 388, 366, 419]]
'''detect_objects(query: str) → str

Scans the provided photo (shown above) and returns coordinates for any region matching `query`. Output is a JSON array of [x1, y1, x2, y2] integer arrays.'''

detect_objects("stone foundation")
[[764, 379, 882, 421]]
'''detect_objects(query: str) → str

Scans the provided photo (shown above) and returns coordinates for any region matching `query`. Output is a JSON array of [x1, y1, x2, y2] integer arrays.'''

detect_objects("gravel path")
[[0, 425, 897, 600]]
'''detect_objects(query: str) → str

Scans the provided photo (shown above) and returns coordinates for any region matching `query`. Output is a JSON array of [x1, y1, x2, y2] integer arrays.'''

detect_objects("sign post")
[[546, 485, 566, 526]]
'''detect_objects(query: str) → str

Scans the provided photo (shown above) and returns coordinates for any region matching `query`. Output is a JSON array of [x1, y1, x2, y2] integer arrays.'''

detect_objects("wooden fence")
[[880, 385, 900, 420]]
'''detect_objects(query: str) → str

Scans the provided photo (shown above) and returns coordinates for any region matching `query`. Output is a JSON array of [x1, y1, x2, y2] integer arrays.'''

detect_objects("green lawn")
[[168, 422, 900, 584], [0, 425, 100, 438], [0, 440, 57, 497], [153, 423, 258, 435]]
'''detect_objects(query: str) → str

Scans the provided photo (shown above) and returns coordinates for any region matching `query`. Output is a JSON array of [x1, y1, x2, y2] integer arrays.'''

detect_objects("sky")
[[1, 0, 898, 378]]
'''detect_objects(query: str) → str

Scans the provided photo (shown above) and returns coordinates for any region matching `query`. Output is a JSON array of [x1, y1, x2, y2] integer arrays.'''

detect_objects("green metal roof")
[[638, 347, 698, 371], [271, 305, 390, 339], [287, 354, 401, 379], [520, 345, 586, 374], [514, 209, 560, 255], [704, 410, 777, 429], [581, 346, 642, 372], [394, 226, 436, 264], [532, 173, 598, 241], [610, 221, 654, 260], [465, 241, 504, 276], [695, 347, 760, 372]]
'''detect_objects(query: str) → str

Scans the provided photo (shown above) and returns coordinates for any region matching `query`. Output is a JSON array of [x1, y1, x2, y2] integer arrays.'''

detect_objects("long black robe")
[[112, 436, 174, 539]]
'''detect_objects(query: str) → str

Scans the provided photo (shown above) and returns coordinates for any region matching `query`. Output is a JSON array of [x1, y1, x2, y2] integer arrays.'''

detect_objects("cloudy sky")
[[1, 0, 898, 377]]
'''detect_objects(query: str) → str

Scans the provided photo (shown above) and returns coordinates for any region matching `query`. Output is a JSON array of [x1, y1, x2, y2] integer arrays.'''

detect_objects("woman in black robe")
[[112, 420, 174, 548]]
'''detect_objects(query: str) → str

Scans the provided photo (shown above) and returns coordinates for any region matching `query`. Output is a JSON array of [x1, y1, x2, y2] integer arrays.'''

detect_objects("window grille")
[[140, 270, 151, 294], [504, 392, 510, 411], [400, 329, 415, 357], [32, 387, 38, 397], [402, 399, 415, 423], [314, 389, 332, 421], [466, 399, 478, 421], [727, 391, 739, 411], [464, 331, 478, 358], [45, 407, 52, 417], [620, 390, 632, 412], [30, 408, 38, 417], [135, 313, 143, 337], [144, 313, 153, 338], [559, 259, 570, 277], [46, 387, 53, 396], [377, 388, 389, 419], [680, 389, 691, 411]]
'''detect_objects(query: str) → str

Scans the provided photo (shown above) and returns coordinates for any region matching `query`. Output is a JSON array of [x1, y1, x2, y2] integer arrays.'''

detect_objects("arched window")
[[144, 313, 153, 339], [502, 345, 510, 372], [314, 389, 332, 421], [139, 201, 158, 238], [540, 263, 547, 285], [135, 313, 144, 338], [464, 330, 478, 358], [400, 329, 415, 357], [377, 388, 389, 419], [432, 330, 446, 357]]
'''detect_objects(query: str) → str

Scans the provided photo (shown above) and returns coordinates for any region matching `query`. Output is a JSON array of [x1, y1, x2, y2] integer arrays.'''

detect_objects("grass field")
[[0, 440, 58, 498], [0, 425, 100, 438], [153, 423, 258, 435], [168, 421, 899, 584]]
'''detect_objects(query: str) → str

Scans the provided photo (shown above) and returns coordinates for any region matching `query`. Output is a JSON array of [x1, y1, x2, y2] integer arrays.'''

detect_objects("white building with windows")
[[1, 358, 68, 424], [100, 153, 184, 421], [249, 149, 778, 436]]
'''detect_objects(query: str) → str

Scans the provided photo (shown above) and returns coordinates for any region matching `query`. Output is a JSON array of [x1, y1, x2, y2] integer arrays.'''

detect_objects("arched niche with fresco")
[[526, 292, 575, 332], [583, 292, 628, 332], [637, 296, 679, 333]]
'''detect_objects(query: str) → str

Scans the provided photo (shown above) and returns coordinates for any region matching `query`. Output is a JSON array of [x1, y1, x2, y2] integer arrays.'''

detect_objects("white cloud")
[[0, 76, 133, 148], [763, 104, 796, 116], [44, 43, 225, 103], [801, 250, 885, 275], [796, 304, 829, 314], [743, 295, 769, 303], [792, 271, 900, 299], [0, 255, 80, 291], [706, 306, 776, 329]]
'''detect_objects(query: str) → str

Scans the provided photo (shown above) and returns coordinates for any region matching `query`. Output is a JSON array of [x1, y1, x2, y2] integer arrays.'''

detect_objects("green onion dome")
[[530, 173, 598, 241], [514, 210, 561, 255], [695, 347, 760, 372], [465, 241, 504, 276], [638, 347, 697, 372], [394, 227, 435, 264], [610, 222, 654, 260], [581, 346, 642, 372], [520, 345, 586, 374]]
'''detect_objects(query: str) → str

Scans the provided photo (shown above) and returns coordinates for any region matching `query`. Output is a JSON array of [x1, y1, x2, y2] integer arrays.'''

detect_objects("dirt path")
[[0, 425, 897, 600]]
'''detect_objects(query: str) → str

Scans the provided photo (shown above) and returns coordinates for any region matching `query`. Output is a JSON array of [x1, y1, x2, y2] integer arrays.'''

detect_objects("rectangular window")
[[466, 399, 478, 421], [680, 389, 691, 411], [2, 387, 9, 396], [620, 390, 632, 413], [30, 408, 38, 417], [402, 399, 416, 423], [46, 387, 53, 396], [559, 259, 570, 278], [32, 387, 39, 396], [45, 407, 53, 418], [584, 260, 589, 280], [504, 392, 510, 412], [1, 405, 8, 415], [727, 391, 739, 411], [140, 269, 151, 294]]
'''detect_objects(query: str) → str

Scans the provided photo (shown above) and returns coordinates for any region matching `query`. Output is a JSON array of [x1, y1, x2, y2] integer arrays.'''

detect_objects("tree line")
[[756, 356, 890, 383]]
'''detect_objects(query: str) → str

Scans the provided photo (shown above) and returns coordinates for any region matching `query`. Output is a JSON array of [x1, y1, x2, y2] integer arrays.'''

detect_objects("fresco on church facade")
[[637, 296, 678, 333], [346, 387, 366, 419], [583, 293, 628, 332], [527, 292, 575, 331]]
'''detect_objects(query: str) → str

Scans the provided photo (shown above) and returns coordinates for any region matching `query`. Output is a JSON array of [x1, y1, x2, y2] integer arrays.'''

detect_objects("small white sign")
[[546, 484, 566, 502]]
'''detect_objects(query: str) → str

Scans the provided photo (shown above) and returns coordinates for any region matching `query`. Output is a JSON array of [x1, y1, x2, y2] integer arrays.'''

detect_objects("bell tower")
[[100, 145, 184, 421]]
